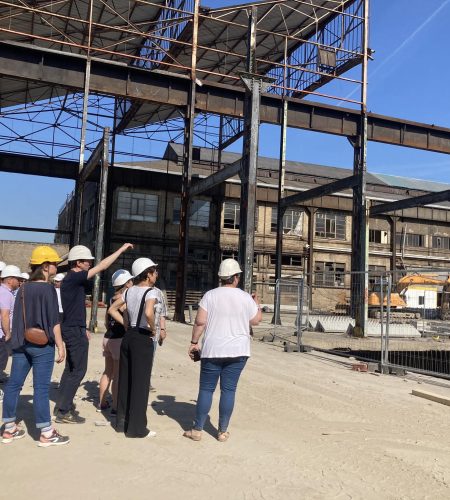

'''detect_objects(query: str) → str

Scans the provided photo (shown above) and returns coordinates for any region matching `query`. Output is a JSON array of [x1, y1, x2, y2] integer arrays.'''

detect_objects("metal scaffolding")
[[0, 0, 449, 334]]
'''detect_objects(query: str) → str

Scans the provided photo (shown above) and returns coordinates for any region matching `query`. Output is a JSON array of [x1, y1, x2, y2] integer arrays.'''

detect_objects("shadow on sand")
[[151, 394, 217, 438]]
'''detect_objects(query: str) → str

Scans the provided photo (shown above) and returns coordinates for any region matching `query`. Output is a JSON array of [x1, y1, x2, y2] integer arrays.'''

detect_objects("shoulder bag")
[[22, 284, 49, 346], [125, 288, 153, 335]]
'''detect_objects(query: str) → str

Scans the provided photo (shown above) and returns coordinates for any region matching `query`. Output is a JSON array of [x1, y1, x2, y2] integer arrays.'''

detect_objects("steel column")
[[89, 127, 110, 332], [389, 216, 398, 284], [72, 0, 94, 246], [351, 0, 369, 337], [238, 7, 275, 293], [272, 98, 288, 324], [174, 0, 199, 323], [305, 207, 316, 309]]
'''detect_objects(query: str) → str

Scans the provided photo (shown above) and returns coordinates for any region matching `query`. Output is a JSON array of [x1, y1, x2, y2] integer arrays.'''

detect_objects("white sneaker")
[[146, 430, 157, 438]]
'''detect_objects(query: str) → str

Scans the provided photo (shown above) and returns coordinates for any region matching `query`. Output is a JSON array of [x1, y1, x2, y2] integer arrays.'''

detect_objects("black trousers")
[[0, 338, 9, 374], [116, 329, 154, 438], [56, 326, 89, 414]]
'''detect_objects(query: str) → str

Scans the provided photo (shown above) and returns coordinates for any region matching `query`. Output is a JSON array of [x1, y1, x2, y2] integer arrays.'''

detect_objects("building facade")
[[56, 143, 450, 308]]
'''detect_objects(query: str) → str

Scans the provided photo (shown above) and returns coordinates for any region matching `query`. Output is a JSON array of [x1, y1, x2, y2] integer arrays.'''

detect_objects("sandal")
[[217, 431, 230, 442], [183, 429, 202, 441]]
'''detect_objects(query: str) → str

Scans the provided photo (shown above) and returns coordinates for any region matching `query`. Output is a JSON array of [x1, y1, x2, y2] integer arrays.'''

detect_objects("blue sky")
[[1, 0, 450, 243]]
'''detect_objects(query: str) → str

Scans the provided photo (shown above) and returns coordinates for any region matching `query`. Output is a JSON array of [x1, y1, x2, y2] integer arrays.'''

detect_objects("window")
[[223, 201, 240, 229], [315, 211, 346, 240], [188, 248, 209, 262], [269, 254, 302, 267], [223, 201, 258, 230], [396, 233, 425, 248], [432, 236, 450, 249], [221, 250, 257, 263], [369, 265, 386, 289], [222, 250, 238, 260], [369, 229, 381, 243], [117, 190, 158, 222], [271, 207, 303, 235], [314, 261, 345, 287], [173, 198, 210, 227]]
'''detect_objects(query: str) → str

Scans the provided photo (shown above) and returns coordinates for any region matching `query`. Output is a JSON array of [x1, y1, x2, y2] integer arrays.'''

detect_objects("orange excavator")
[[368, 273, 450, 320]]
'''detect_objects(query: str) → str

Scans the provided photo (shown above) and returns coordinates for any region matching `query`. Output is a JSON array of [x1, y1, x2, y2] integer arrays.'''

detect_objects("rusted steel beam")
[[280, 174, 359, 207], [0, 152, 77, 179], [370, 189, 450, 216], [2, 42, 450, 153]]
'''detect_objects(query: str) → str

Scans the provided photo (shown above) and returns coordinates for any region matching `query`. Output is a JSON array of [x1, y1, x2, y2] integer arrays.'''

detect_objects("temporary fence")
[[261, 269, 450, 380]]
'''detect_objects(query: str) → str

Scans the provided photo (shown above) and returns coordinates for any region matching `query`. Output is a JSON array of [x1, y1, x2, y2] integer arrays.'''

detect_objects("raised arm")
[[87, 243, 133, 279], [250, 293, 262, 326]]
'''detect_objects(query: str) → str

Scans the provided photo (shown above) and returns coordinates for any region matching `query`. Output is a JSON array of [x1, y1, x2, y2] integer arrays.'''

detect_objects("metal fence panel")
[[265, 269, 450, 379]]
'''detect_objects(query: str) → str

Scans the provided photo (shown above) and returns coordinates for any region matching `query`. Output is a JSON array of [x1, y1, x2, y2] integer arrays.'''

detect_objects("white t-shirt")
[[123, 286, 161, 331], [199, 286, 258, 358]]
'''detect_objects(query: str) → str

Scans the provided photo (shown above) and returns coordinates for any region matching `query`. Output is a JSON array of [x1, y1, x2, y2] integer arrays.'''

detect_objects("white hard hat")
[[1, 265, 22, 279], [68, 245, 95, 262], [218, 258, 242, 278], [131, 258, 158, 277], [54, 273, 65, 282], [21, 272, 30, 280], [112, 269, 133, 288], [0, 261, 5, 272]]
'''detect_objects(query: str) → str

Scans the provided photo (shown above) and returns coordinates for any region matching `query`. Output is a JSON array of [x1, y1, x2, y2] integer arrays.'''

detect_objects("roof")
[[115, 142, 450, 209], [0, 0, 362, 128], [117, 0, 361, 129]]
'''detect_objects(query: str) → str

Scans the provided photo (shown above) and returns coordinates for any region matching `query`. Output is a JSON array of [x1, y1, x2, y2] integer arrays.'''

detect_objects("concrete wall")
[[0, 240, 69, 273]]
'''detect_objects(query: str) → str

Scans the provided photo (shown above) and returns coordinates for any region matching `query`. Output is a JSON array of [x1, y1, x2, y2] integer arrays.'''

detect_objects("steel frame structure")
[[0, 0, 449, 334]]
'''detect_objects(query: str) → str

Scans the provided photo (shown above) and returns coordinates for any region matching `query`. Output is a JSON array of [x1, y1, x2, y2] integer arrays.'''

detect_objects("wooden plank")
[[411, 389, 450, 407]]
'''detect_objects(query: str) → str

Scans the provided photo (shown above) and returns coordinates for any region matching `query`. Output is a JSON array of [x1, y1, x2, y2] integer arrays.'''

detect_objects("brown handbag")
[[22, 284, 48, 346]]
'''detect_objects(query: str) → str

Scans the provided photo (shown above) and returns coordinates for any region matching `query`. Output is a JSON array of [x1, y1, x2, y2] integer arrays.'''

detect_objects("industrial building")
[[2, 0, 450, 333], [56, 141, 450, 310]]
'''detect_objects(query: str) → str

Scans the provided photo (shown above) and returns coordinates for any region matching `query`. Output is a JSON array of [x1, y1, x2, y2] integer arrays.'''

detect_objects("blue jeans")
[[194, 357, 248, 432], [2, 344, 55, 429]]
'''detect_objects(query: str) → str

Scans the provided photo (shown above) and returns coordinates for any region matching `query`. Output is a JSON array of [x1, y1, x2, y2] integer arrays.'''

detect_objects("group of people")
[[0, 240, 262, 447]]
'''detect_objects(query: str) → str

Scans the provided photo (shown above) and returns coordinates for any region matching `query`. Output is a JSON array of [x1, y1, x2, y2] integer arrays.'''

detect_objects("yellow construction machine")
[[368, 273, 450, 320]]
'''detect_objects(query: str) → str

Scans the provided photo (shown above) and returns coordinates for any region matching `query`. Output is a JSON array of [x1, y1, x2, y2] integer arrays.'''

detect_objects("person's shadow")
[[3, 394, 42, 441], [151, 395, 217, 438]]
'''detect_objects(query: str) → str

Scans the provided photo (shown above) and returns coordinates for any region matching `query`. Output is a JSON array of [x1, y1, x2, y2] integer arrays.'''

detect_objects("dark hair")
[[29, 264, 46, 282], [134, 266, 157, 284], [220, 274, 238, 286]]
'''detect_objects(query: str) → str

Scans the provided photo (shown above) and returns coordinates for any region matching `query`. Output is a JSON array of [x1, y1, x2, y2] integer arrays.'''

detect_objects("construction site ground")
[[3, 317, 450, 499]]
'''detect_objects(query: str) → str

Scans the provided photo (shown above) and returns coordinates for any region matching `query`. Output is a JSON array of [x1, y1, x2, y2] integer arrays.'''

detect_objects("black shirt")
[[104, 298, 126, 339], [11, 282, 60, 350], [61, 270, 89, 327]]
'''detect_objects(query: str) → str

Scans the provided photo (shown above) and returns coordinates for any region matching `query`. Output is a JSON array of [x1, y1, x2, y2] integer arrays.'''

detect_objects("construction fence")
[[256, 269, 450, 380]]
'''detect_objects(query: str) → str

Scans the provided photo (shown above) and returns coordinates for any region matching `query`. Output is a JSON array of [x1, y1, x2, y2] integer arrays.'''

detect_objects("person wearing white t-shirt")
[[108, 257, 160, 438], [183, 258, 262, 443]]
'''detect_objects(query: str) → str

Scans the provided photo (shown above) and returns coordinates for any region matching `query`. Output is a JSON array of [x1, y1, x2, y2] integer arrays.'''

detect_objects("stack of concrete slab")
[[347, 320, 421, 338], [314, 316, 355, 333]]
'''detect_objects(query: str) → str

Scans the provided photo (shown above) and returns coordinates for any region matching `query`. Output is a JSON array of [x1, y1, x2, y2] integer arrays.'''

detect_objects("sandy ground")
[[3, 319, 450, 500]]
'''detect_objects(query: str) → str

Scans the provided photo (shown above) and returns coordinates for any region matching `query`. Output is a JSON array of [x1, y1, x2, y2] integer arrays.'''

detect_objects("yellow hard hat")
[[30, 246, 62, 265]]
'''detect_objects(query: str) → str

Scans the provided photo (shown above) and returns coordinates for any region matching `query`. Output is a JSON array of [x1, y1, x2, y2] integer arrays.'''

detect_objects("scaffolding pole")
[[89, 127, 110, 332]]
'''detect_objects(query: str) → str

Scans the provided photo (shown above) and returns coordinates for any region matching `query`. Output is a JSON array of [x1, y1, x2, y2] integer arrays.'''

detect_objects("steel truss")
[[0, 0, 447, 334]]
